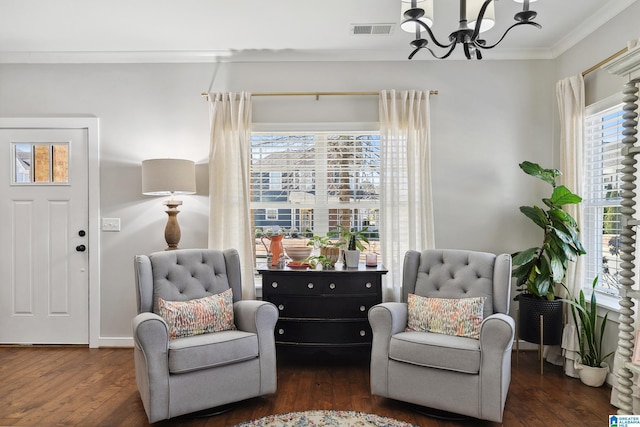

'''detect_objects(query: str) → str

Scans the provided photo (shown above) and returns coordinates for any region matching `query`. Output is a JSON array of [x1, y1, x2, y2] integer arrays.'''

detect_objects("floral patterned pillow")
[[158, 289, 236, 340], [406, 294, 486, 339]]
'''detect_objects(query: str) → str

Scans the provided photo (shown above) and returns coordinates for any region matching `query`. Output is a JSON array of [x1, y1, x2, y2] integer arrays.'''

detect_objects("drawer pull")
[[278, 304, 285, 311], [360, 330, 366, 337], [271, 282, 278, 288], [308, 282, 314, 289], [365, 282, 372, 289], [360, 305, 366, 312], [329, 283, 336, 290], [278, 329, 285, 335]]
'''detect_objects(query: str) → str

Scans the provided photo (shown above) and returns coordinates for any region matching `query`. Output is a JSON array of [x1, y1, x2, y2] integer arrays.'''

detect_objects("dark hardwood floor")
[[0, 346, 616, 426]]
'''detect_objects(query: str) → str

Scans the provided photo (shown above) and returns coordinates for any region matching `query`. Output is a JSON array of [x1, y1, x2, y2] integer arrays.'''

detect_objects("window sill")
[[586, 290, 621, 323]]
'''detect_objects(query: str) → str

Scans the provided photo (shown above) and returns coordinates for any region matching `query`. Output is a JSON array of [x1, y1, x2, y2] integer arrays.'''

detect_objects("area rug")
[[233, 410, 418, 427]]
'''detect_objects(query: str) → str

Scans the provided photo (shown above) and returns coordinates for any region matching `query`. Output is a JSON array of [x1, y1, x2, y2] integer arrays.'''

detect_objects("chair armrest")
[[234, 300, 278, 335], [479, 313, 515, 351], [478, 313, 515, 421], [132, 312, 169, 353], [368, 302, 407, 397], [368, 303, 408, 338], [234, 300, 279, 395]]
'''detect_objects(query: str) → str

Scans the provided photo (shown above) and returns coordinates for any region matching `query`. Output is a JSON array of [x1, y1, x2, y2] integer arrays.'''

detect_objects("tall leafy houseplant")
[[512, 161, 586, 300]]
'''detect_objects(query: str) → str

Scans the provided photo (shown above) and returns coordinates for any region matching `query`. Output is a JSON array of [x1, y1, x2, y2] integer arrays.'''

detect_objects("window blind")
[[583, 102, 624, 295], [250, 131, 381, 260]]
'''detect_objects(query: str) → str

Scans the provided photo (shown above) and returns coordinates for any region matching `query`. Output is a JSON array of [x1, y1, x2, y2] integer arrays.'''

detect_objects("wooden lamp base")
[[163, 199, 182, 250]]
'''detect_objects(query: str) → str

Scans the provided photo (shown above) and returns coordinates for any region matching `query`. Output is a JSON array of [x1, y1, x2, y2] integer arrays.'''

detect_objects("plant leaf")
[[519, 161, 560, 186], [512, 247, 538, 266], [550, 185, 582, 206], [520, 206, 549, 229]]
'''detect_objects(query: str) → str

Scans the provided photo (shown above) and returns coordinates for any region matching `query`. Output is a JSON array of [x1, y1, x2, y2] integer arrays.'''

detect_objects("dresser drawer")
[[262, 274, 322, 295], [320, 274, 380, 295], [270, 295, 379, 318], [275, 319, 372, 345], [262, 273, 380, 296]]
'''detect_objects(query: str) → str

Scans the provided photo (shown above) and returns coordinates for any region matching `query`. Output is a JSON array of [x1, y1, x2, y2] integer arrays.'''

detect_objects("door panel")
[[0, 129, 89, 344]]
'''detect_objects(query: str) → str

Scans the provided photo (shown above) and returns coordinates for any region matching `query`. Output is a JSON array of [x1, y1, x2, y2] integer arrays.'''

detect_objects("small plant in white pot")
[[331, 225, 369, 268], [562, 277, 614, 387]]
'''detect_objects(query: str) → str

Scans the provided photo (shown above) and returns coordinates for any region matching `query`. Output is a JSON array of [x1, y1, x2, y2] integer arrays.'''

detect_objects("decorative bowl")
[[284, 245, 313, 262]]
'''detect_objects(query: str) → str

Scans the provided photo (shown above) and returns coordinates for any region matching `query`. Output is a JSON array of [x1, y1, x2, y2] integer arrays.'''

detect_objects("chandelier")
[[401, 0, 541, 60]]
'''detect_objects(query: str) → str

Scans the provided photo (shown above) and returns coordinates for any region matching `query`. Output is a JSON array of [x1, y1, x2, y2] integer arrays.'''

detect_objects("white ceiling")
[[0, 0, 636, 63]]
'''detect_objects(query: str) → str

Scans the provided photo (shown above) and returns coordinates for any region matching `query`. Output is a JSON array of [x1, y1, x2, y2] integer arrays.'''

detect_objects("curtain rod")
[[200, 90, 439, 101], [582, 47, 628, 77]]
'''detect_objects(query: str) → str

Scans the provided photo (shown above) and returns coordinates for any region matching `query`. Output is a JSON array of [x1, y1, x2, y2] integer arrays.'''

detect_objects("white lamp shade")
[[401, 0, 433, 33], [468, 0, 495, 33], [142, 158, 196, 196]]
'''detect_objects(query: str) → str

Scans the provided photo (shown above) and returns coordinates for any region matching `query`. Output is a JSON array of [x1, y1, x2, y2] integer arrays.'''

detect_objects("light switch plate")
[[102, 218, 121, 232]]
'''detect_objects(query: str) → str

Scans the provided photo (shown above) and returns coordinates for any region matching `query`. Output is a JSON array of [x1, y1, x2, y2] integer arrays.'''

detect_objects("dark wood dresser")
[[258, 264, 387, 353]]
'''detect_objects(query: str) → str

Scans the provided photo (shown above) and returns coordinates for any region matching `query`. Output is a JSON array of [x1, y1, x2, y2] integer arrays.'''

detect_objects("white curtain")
[[378, 90, 436, 301], [207, 92, 255, 299], [555, 74, 585, 377]]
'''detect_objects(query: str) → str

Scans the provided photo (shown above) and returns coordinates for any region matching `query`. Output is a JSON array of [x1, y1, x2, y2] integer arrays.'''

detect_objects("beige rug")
[[233, 410, 418, 427]]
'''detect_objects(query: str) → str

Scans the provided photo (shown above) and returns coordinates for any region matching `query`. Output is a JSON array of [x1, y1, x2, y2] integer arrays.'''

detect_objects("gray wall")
[[0, 2, 637, 344]]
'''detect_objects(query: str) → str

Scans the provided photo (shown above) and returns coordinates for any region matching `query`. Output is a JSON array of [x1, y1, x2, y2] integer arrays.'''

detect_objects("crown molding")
[[550, 0, 637, 58], [0, 47, 554, 64]]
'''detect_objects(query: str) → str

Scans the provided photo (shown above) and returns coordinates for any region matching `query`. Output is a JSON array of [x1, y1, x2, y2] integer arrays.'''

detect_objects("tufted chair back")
[[402, 249, 511, 318], [134, 248, 242, 315]]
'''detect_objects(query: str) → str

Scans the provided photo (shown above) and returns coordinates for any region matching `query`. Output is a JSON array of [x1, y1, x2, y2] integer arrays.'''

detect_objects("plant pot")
[[518, 294, 563, 345], [575, 361, 609, 387], [344, 250, 360, 268], [320, 247, 341, 267]]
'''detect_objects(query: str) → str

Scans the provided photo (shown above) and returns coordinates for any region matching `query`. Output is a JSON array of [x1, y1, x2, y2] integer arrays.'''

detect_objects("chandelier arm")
[[476, 21, 541, 50], [470, 0, 494, 42], [429, 44, 458, 60], [409, 18, 454, 49], [408, 43, 457, 60]]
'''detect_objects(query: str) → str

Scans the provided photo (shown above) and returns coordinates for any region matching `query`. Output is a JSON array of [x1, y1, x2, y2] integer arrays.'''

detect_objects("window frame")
[[583, 94, 625, 307], [250, 122, 381, 266]]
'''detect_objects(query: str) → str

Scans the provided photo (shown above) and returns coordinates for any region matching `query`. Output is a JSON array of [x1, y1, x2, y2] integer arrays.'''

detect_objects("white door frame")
[[0, 117, 100, 348]]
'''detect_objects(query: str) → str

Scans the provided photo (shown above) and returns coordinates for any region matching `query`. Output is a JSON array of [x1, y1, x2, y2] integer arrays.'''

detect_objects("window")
[[583, 99, 624, 296], [12, 142, 69, 184], [250, 130, 380, 263]]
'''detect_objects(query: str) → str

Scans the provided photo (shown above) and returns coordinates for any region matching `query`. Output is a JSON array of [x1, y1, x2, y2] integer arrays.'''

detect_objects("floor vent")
[[350, 24, 394, 35]]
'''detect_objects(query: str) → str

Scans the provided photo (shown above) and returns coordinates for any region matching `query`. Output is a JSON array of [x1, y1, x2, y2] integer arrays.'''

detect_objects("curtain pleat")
[[379, 90, 435, 301], [553, 75, 585, 376], [207, 92, 255, 299]]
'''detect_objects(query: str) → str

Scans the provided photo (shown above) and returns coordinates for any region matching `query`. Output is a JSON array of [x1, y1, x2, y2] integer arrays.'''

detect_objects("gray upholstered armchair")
[[132, 248, 278, 423], [368, 249, 514, 423]]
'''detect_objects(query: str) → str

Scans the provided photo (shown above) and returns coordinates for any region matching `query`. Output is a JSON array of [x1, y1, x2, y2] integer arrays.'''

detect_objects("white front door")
[[0, 128, 89, 344]]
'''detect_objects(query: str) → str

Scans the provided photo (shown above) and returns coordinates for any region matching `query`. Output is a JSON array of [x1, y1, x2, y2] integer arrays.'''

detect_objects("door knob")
[[76, 244, 86, 252], [78, 230, 86, 237]]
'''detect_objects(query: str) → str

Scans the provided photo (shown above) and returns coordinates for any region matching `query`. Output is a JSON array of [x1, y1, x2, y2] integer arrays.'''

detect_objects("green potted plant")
[[562, 277, 614, 387], [306, 234, 341, 268], [330, 225, 369, 268], [512, 161, 586, 345]]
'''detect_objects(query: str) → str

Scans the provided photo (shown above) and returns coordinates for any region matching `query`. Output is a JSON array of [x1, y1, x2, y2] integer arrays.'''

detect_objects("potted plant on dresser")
[[512, 161, 586, 347], [306, 234, 341, 268], [331, 225, 369, 268], [562, 277, 614, 387]]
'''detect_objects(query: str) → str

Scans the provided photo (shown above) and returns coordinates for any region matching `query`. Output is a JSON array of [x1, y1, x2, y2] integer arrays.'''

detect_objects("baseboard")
[[96, 336, 134, 348], [513, 340, 539, 351]]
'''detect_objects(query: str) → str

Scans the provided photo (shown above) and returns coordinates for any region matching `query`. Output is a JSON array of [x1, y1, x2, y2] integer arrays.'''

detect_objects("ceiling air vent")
[[350, 23, 394, 36]]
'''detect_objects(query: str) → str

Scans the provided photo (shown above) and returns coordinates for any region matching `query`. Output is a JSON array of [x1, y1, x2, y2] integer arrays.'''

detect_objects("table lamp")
[[142, 158, 196, 250]]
